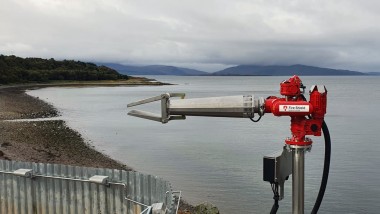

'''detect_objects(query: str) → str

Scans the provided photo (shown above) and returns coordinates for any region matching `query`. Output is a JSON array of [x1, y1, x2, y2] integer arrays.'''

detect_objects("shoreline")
[[0, 78, 203, 214], [2, 87, 122, 170], [0, 77, 169, 169]]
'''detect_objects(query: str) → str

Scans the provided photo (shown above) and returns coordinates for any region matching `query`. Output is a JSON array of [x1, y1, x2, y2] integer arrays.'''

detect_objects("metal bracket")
[[89, 175, 109, 185], [13, 169, 34, 178], [263, 146, 292, 200], [127, 93, 186, 124]]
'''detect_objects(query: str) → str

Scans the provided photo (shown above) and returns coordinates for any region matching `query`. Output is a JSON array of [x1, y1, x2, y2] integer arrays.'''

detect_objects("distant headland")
[[100, 63, 377, 76], [0, 55, 128, 84], [1, 55, 378, 83]]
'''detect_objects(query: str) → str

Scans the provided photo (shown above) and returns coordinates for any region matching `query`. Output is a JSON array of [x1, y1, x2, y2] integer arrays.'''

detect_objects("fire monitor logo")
[[279, 105, 309, 112]]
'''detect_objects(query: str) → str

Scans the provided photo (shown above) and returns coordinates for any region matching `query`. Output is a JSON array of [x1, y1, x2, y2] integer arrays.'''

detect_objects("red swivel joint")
[[280, 75, 303, 97], [265, 76, 327, 146]]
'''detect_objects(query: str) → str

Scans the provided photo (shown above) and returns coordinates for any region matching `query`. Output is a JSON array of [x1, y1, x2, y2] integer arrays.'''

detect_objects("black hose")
[[270, 199, 279, 214], [270, 183, 280, 214], [311, 121, 331, 214], [300, 94, 331, 213]]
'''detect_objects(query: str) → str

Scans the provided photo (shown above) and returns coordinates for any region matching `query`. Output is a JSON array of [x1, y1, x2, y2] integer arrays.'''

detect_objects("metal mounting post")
[[291, 145, 311, 214]]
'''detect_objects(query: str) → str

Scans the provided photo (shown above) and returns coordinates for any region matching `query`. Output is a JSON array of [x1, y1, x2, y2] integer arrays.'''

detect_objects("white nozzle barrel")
[[169, 95, 264, 118]]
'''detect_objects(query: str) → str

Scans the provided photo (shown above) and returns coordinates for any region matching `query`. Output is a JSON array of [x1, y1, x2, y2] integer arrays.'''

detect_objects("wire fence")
[[0, 160, 176, 214]]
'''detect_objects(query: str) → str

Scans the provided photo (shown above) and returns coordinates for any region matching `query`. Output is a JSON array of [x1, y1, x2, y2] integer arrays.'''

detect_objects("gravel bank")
[[0, 85, 130, 170], [0, 80, 200, 213]]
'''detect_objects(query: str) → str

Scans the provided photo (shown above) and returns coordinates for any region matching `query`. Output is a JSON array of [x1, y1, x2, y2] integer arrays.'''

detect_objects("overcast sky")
[[1, 0, 380, 72]]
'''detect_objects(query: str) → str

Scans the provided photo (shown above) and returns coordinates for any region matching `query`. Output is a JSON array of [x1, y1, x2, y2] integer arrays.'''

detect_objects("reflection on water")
[[27, 76, 380, 214]]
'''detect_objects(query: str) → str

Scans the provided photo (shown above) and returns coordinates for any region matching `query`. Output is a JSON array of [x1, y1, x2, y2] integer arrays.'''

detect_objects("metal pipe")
[[292, 147, 306, 214], [34, 174, 92, 182], [169, 95, 264, 118], [140, 206, 152, 214], [127, 94, 265, 123], [172, 191, 182, 214], [0, 170, 14, 175], [109, 182, 150, 208]]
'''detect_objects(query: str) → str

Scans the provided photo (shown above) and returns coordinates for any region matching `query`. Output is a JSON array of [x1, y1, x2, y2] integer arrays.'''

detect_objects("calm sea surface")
[[27, 76, 380, 213]]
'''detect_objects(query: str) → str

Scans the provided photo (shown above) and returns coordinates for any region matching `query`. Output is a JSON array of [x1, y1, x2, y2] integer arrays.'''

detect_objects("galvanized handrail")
[[109, 181, 151, 208], [172, 191, 182, 214], [0, 160, 176, 214], [0, 169, 153, 208], [141, 206, 152, 214]]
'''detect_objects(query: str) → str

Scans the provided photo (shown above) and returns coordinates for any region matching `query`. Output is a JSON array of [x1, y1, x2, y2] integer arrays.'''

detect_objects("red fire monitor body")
[[265, 75, 327, 146]]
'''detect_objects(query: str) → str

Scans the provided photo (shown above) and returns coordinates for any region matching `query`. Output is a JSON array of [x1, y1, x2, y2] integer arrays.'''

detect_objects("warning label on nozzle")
[[279, 105, 309, 112]]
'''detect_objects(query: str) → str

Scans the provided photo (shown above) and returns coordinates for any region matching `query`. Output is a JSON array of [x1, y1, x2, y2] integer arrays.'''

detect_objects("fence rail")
[[0, 160, 175, 214]]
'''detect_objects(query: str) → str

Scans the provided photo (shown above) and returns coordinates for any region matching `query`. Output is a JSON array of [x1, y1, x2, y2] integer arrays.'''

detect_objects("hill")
[[212, 64, 365, 76], [100, 63, 208, 76], [100, 63, 367, 76], [367, 72, 380, 75], [0, 55, 128, 84]]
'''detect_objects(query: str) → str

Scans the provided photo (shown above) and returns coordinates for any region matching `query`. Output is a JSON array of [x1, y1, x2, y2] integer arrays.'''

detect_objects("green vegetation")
[[0, 55, 128, 84]]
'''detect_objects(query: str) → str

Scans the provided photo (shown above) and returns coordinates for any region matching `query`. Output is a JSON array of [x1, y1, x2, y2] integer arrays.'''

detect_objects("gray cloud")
[[1, 0, 379, 72]]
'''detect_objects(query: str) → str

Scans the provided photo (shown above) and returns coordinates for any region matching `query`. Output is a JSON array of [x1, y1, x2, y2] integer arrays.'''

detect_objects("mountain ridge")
[[212, 64, 365, 76], [101, 63, 370, 76], [100, 63, 208, 76]]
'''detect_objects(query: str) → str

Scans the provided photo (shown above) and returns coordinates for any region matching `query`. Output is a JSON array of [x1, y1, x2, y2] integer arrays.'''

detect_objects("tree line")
[[0, 55, 129, 84]]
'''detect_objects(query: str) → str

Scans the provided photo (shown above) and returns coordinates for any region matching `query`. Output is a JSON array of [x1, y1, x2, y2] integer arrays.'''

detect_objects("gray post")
[[291, 146, 310, 214]]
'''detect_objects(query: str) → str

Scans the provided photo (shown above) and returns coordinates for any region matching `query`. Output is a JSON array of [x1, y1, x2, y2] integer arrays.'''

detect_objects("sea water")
[[27, 76, 380, 213]]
